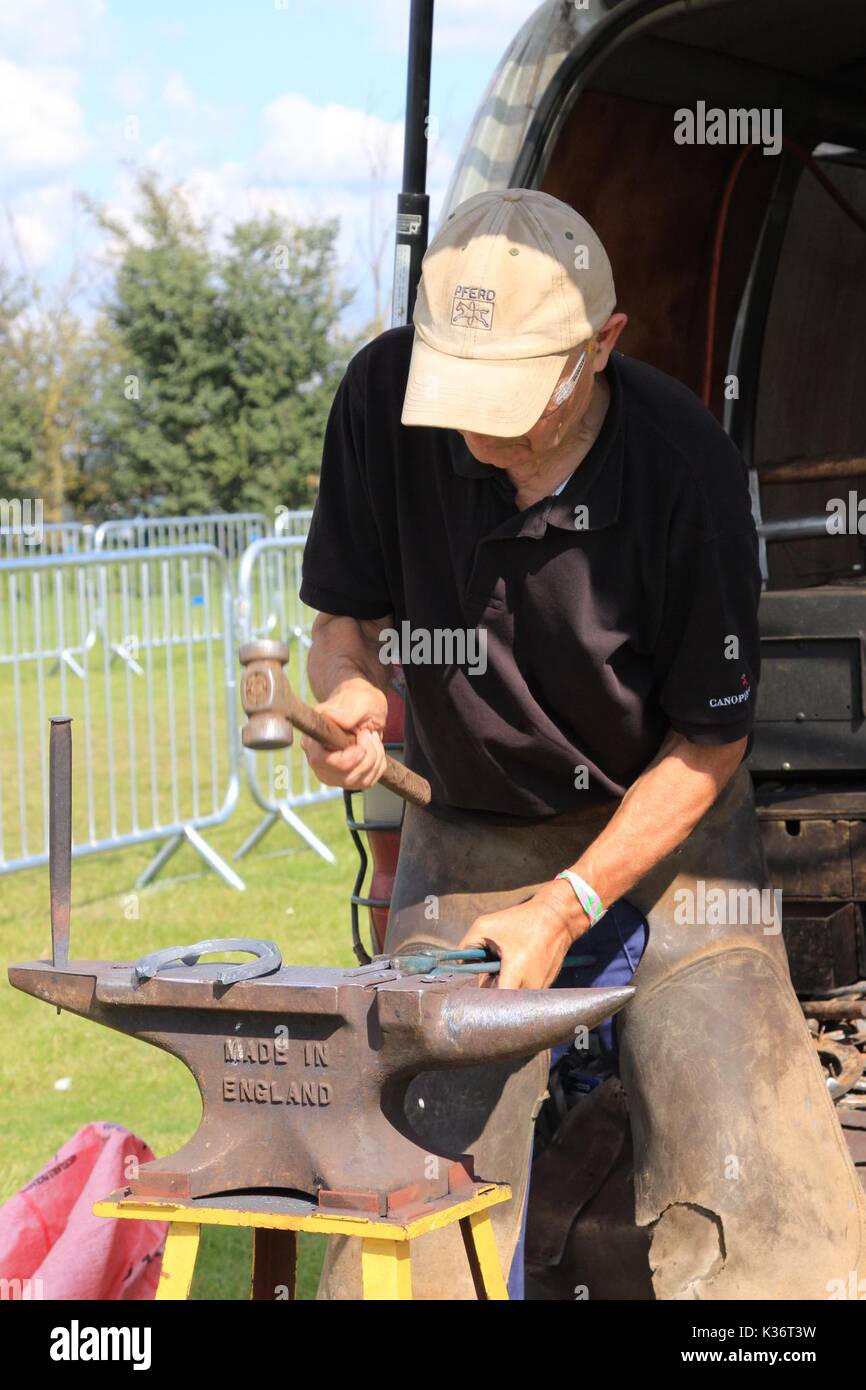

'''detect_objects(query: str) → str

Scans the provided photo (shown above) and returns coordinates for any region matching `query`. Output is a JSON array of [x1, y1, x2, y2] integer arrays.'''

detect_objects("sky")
[[0, 0, 546, 326]]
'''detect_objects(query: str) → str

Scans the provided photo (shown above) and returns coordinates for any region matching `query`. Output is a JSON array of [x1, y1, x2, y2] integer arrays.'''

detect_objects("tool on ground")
[[10, 720, 634, 1216], [815, 1035, 865, 1101], [239, 638, 432, 808]]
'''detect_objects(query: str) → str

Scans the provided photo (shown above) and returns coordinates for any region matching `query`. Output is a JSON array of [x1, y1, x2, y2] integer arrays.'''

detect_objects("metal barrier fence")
[[275, 508, 314, 537], [90, 514, 273, 664], [0, 544, 243, 889], [235, 536, 340, 865], [0, 508, 313, 562], [0, 520, 94, 561], [0, 512, 316, 667], [0, 512, 330, 885], [94, 512, 272, 561], [0, 519, 98, 675], [1, 513, 291, 557]]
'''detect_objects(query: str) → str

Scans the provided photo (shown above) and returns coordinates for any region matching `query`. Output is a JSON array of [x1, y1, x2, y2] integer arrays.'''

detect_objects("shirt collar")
[[448, 355, 624, 537]]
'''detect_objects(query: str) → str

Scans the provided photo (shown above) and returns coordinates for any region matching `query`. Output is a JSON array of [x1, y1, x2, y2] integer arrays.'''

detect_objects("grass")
[[0, 560, 363, 1299]]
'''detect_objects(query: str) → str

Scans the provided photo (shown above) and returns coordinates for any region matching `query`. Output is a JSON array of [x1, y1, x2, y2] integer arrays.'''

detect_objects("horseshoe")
[[133, 937, 282, 987]]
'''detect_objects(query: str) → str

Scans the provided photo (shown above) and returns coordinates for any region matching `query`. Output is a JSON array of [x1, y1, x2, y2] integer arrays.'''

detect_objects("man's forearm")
[[307, 613, 394, 703], [547, 731, 748, 940]]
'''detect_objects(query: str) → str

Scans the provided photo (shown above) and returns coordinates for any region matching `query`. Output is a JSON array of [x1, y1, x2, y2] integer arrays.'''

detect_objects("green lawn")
[[0, 764, 360, 1300]]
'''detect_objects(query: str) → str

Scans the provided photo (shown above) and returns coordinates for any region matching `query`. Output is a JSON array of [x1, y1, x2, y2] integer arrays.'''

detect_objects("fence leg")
[[233, 806, 336, 865], [136, 830, 184, 888], [135, 826, 244, 891], [109, 642, 144, 676], [232, 810, 279, 860], [183, 825, 245, 891], [46, 650, 86, 680], [279, 805, 336, 864]]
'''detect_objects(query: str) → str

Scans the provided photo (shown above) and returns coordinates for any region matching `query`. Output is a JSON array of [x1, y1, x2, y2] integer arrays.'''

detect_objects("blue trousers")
[[508, 898, 648, 1299]]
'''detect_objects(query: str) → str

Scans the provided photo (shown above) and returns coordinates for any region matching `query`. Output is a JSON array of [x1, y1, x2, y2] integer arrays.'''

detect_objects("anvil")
[[12, 719, 633, 1216], [10, 955, 632, 1213]]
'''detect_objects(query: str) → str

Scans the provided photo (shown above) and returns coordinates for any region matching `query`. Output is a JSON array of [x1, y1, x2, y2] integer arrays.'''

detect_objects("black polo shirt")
[[300, 324, 760, 822]]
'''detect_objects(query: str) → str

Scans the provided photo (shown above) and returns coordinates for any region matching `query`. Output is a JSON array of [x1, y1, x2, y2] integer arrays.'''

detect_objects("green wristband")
[[555, 869, 606, 926]]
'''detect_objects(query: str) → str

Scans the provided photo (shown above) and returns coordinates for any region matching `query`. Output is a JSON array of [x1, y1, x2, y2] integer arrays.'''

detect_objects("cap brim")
[[401, 333, 569, 437]]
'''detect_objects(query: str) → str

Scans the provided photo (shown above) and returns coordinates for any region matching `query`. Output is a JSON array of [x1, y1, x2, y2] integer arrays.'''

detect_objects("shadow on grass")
[[190, 1227, 327, 1301]]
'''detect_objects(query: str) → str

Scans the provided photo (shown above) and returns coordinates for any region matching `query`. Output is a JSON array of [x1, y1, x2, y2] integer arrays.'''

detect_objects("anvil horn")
[[378, 983, 634, 1068]]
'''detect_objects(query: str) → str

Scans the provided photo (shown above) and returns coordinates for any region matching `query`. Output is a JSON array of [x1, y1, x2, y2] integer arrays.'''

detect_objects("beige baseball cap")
[[401, 188, 616, 437]]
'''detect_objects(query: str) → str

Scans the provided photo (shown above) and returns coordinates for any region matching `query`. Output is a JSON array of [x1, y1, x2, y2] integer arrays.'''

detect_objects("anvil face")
[[9, 958, 632, 1214]]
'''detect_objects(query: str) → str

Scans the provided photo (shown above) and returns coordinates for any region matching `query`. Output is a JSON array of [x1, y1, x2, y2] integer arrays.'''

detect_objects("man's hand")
[[458, 733, 748, 990], [301, 677, 389, 791], [459, 881, 588, 989]]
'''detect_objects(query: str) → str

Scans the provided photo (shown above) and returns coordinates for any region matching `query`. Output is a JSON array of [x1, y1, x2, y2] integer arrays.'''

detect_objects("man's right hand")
[[301, 677, 389, 791]]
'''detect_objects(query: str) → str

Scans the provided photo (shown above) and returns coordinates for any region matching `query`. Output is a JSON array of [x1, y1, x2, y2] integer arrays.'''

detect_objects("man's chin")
[[462, 432, 528, 465]]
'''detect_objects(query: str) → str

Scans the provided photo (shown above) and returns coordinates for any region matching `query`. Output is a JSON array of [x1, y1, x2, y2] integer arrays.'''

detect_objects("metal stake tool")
[[49, 715, 72, 973]]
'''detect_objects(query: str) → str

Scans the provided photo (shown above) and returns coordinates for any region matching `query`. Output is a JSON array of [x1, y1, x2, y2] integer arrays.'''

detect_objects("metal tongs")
[[351, 944, 595, 982]]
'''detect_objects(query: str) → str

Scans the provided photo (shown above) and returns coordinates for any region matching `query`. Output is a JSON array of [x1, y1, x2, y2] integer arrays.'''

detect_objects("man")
[[300, 190, 866, 1300]]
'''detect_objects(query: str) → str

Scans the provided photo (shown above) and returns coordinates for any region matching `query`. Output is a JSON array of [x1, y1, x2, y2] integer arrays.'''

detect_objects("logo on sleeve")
[[451, 285, 496, 330], [709, 674, 751, 708]]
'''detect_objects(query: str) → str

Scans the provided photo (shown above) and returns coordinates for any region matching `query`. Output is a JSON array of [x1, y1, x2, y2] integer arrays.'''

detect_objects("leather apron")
[[318, 767, 866, 1299]]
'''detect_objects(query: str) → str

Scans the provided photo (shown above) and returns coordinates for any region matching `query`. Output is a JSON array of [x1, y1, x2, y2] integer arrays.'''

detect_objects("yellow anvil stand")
[[94, 1182, 512, 1301]]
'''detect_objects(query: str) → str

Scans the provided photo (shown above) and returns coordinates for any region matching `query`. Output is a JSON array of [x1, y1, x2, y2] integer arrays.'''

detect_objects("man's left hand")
[[459, 883, 587, 989]]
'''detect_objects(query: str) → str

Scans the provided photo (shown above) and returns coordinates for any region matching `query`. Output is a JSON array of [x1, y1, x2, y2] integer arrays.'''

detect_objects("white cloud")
[[376, 0, 542, 54], [0, 60, 90, 177], [253, 92, 452, 187], [162, 73, 196, 113], [144, 134, 207, 176], [0, 0, 107, 63], [434, 0, 544, 53], [0, 182, 85, 272], [111, 66, 149, 112], [255, 94, 403, 185]]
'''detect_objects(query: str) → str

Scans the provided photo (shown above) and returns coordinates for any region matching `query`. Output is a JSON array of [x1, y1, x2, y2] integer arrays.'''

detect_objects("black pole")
[[391, 0, 434, 326]]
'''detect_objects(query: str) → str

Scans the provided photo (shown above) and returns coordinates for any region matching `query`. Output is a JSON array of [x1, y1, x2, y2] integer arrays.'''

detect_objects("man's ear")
[[591, 312, 629, 371]]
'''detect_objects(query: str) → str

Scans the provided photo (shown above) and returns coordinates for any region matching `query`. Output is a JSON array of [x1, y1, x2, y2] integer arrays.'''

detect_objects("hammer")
[[239, 639, 431, 808]]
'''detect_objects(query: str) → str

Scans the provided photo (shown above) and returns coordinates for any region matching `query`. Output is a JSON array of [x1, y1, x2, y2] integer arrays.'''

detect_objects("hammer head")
[[239, 638, 293, 750]]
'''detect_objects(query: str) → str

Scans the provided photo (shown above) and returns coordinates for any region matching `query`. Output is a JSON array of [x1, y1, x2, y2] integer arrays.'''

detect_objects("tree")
[[0, 266, 92, 518], [77, 174, 354, 517], [0, 270, 42, 501]]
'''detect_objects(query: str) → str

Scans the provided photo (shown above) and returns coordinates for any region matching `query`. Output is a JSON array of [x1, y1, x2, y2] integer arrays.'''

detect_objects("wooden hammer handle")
[[285, 690, 432, 809]]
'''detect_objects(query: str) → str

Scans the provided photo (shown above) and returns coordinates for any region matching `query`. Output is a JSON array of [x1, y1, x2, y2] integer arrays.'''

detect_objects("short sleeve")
[[300, 363, 392, 619], [653, 523, 761, 744]]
